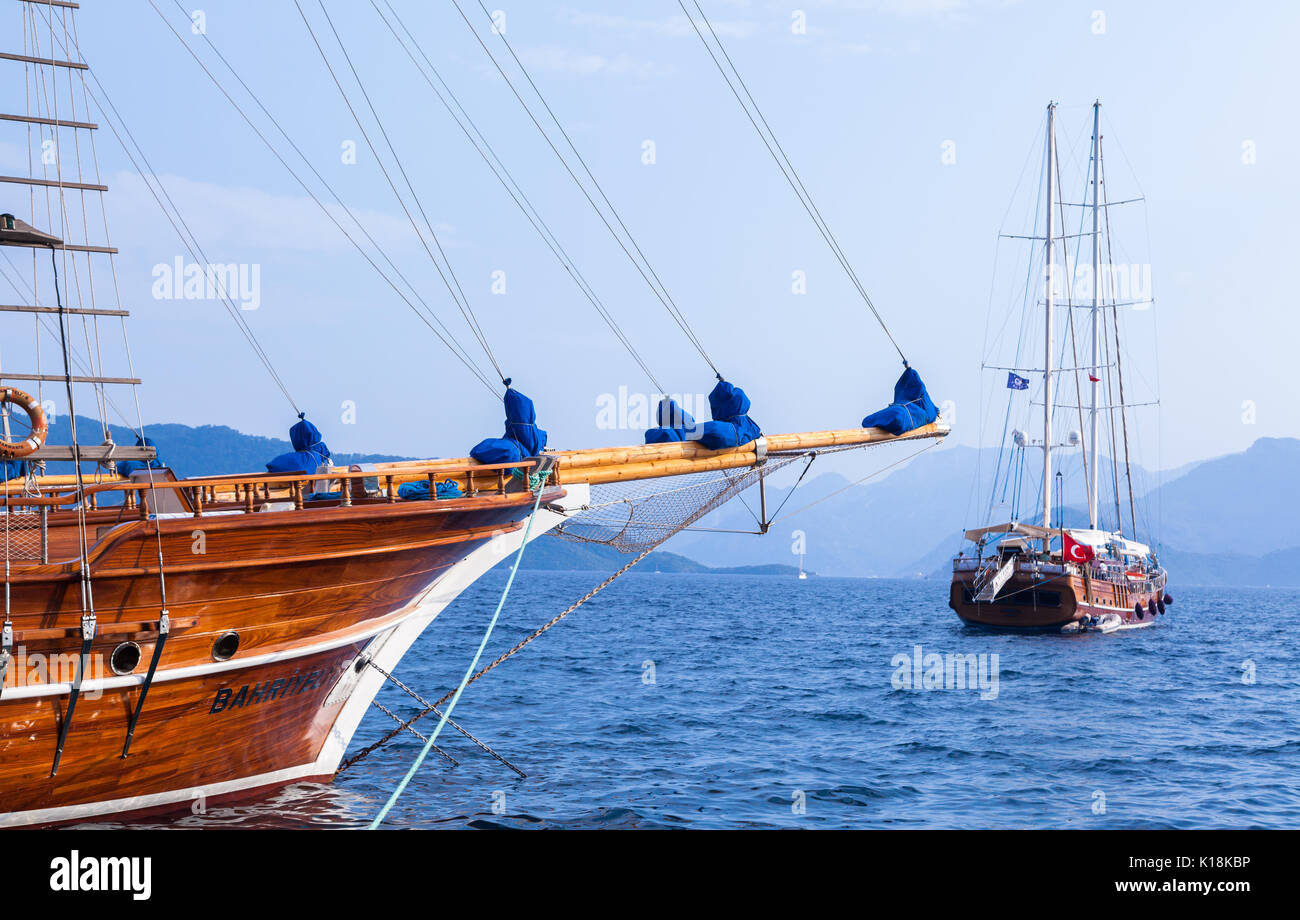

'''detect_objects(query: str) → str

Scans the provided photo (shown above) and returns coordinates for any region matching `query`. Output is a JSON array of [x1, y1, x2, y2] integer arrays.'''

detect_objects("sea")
[[86, 573, 1300, 829]]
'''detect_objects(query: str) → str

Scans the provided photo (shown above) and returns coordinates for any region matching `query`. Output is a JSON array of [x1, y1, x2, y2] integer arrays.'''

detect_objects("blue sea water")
[[101, 573, 1300, 829]]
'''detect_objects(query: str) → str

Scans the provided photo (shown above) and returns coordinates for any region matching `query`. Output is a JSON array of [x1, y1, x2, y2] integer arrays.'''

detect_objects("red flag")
[[1064, 532, 1095, 564], [1088, 374, 1100, 383]]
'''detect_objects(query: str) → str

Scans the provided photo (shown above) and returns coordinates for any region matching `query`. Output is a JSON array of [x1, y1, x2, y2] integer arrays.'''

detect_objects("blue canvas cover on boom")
[[470, 385, 547, 465], [862, 367, 938, 435], [267, 415, 332, 475], [644, 397, 700, 444], [698, 379, 762, 450]]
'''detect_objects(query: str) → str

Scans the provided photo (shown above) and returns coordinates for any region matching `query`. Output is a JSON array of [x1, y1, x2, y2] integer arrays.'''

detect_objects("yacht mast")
[[1042, 102, 1056, 532], [1088, 100, 1102, 530]]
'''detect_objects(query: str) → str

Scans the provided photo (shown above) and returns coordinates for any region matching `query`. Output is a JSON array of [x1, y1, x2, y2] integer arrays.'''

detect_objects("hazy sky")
[[2, 0, 1296, 471]]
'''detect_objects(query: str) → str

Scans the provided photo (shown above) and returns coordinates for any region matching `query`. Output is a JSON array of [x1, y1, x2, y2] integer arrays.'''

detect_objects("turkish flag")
[[1064, 533, 1095, 564]]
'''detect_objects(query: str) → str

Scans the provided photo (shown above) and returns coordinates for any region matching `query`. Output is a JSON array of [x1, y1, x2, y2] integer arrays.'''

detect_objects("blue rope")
[[367, 473, 550, 829]]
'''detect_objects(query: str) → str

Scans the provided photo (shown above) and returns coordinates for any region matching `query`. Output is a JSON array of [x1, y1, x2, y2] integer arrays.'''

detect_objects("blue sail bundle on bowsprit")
[[862, 367, 938, 435], [266, 415, 332, 474], [470, 385, 547, 464], [644, 397, 700, 444], [698, 379, 762, 450]]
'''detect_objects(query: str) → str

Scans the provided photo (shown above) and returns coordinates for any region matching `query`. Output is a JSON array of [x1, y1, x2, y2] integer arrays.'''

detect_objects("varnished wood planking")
[[0, 485, 562, 820], [0, 644, 363, 813]]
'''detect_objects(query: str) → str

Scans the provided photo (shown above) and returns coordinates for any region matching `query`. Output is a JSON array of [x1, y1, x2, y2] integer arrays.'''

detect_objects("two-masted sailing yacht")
[[949, 102, 1171, 633], [0, 1, 946, 825]]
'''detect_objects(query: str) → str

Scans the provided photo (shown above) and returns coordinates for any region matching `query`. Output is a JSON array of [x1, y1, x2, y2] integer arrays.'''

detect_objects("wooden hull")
[[949, 566, 1168, 630], [0, 421, 947, 826], [0, 484, 579, 827]]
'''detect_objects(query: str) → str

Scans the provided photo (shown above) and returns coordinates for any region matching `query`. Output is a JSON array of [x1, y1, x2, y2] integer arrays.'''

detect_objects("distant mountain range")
[[40, 415, 410, 479], [665, 437, 1300, 587], [520, 536, 805, 577], [31, 417, 1297, 586]]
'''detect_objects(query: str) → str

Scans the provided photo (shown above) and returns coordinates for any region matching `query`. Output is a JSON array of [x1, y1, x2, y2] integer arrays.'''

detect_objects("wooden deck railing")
[[1, 421, 949, 516], [0, 458, 554, 518]]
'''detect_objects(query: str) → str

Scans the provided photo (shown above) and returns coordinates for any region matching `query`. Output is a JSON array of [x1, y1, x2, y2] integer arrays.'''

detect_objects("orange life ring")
[[0, 387, 48, 460]]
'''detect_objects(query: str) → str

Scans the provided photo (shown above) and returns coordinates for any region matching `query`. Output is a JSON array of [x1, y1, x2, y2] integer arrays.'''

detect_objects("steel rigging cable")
[[32, 3, 302, 414], [146, 0, 502, 399], [160, 0, 497, 398], [298, 0, 507, 387], [372, 0, 667, 394], [678, 0, 909, 367], [449, 0, 723, 379]]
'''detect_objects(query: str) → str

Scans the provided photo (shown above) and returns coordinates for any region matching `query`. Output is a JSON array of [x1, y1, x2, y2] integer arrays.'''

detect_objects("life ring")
[[0, 387, 48, 460]]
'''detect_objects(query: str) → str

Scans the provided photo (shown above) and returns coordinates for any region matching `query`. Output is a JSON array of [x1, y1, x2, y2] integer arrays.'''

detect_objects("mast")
[[1041, 103, 1056, 533], [1088, 101, 1102, 530]]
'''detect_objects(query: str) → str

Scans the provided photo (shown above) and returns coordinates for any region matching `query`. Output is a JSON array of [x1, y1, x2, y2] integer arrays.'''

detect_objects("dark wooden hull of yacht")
[[949, 568, 1167, 630], [0, 487, 560, 826]]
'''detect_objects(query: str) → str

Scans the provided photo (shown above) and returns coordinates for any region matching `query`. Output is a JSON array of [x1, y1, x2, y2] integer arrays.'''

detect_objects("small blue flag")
[[1007, 372, 1029, 391]]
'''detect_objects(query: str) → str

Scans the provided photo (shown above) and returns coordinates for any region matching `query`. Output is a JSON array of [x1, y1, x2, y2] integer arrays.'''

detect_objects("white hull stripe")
[[0, 762, 328, 828], [0, 605, 418, 702]]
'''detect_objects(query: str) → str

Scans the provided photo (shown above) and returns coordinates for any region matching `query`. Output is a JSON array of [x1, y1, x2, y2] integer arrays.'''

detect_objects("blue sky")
[[2, 0, 1296, 470]]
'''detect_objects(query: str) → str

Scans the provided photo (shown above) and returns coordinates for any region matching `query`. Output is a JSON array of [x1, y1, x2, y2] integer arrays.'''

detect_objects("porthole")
[[110, 641, 142, 675], [211, 631, 240, 662]]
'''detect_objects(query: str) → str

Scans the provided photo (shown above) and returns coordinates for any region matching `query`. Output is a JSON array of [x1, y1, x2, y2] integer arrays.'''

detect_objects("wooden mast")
[[1088, 100, 1102, 530], [1042, 102, 1056, 537]]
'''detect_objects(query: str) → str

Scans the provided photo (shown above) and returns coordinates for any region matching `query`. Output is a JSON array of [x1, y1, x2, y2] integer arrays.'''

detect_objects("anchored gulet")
[[949, 102, 1171, 632], [0, 0, 946, 825]]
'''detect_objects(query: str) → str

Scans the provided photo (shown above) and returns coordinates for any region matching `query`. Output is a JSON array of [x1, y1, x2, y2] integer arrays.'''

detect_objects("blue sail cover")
[[2, 460, 24, 482], [267, 415, 333, 474], [117, 436, 165, 477], [862, 367, 939, 435], [644, 397, 699, 443], [699, 379, 762, 450], [470, 387, 548, 465]]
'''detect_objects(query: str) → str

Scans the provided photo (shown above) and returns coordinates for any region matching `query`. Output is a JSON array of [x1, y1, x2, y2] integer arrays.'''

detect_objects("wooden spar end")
[[559, 422, 949, 486]]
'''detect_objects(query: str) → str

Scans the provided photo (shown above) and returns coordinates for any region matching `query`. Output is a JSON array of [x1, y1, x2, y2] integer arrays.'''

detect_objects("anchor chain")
[[338, 545, 653, 776], [371, 699, 458, 766], [362, 657, 524, 778]]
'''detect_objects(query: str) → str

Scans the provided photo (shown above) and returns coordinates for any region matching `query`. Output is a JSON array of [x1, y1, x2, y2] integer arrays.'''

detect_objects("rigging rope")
[[768, 440, 941, 525], [1056, 147, 1095, 523], [448, 0, 722, 378], [678, 0, 908, 366], [1099, 136, 1139, 539], [33, 3, 301, 414], [339, 544, 653, 778], [372, 0, 666, 394], [146, 0, 500, 399], [160, 0, 496, 398], [367, 468, 551, 828], [299, 0, 507, 386]]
